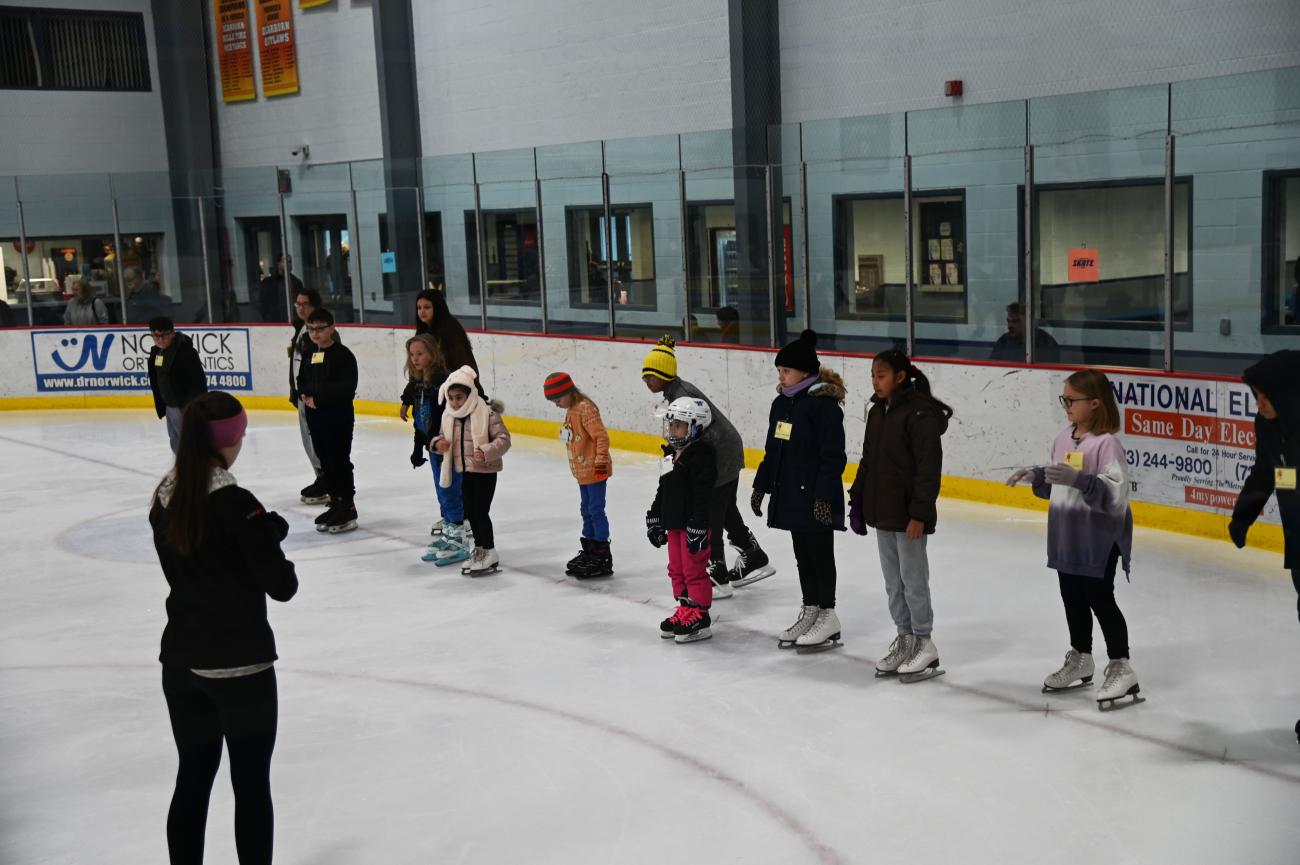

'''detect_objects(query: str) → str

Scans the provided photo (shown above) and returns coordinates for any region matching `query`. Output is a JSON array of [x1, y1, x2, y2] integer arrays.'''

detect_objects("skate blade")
[[571, 571, 613, 580], [794, 638, 842, 654], [731, 567, 776, 588], [777, 639, 798, 649], [711, 584, 734, 599], [1097, 687, 1144, 712], [899, 667, 945, 684], [327, 521, 357, 534], [675, 629, 712, 643], [466, 566, 500, 577], [875, 669, 900, 678], [301, 495, 330, 505], [314, 524, 329, 533], [1042, 680, 1093, 694]]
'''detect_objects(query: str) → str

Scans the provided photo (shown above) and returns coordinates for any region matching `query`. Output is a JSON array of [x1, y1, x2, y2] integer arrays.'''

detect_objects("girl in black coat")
[[848, 350, 953, 682], [752, 330, 848, 651], [149, 391, 297, 865]]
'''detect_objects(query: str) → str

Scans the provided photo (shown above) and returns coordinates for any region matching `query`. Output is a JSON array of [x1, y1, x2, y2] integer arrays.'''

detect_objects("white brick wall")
[[781, 0, 1300, 122], [412, 0, 732, 157]]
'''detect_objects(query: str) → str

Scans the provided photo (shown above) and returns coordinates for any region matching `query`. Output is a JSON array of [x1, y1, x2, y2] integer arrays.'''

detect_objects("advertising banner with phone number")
[[30, 328, 254, 393]]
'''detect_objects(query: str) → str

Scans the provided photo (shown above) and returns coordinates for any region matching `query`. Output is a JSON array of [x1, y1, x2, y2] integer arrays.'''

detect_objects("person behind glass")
[[715, 305, 740, 344], [849, 350, 953, 682], [413, 288, 484, 395], [63, 277, 109, 326], [648, 397, 717, 643], [258, 255, 303, 324], [1227, 350, 1300, 744], [1006, 369, 1140, 710], [432, 366, 511, 576], [287, 289, 329, 505], [752, 329, 848, 652], [149, 392, 297, 865], [641, 335, 773, 597], [545, 371, 614, 579], [401, 334, 467, 566], [296, 308, 359, 534], [148, 316, 209, 454], [990, 301, 1060, 363], [124, 265, 165, 324]]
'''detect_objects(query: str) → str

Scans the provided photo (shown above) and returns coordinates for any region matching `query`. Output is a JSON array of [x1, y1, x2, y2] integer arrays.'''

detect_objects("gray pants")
[[876, 530, 934, 637], [298, 400, 322, 476], [165, 406, 183, 453]]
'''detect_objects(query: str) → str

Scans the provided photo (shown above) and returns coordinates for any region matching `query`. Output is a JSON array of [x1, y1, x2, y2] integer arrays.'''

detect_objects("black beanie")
[[774, 329, 820, 374]]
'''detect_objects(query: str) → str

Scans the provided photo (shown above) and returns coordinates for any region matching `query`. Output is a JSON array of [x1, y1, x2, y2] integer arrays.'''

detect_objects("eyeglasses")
[[306, 324, 330, 333], [293, 301, 310, 308], [1058, 395, 1091, 408]]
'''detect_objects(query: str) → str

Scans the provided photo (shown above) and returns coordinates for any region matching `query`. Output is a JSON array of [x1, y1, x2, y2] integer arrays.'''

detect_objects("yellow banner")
[[299, 0, 332, 7], [254, 0, 300, 97], [214, 0, 255, 103]]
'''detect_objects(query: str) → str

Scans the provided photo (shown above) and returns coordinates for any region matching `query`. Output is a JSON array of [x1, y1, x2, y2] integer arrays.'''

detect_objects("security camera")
[[291, 144, 311, 159]]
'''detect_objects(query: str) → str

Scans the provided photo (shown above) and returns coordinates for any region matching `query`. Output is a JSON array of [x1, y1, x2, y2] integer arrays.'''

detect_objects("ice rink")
[[1, 408, 1298, 865]]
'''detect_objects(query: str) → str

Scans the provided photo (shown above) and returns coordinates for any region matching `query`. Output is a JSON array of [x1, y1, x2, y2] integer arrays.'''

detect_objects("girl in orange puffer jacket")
[[545, 371, 614, 578]]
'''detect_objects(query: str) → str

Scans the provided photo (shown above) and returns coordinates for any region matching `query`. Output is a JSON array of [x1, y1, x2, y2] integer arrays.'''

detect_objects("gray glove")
[[1043, 463, 1081, 487], [1005, 467, 1033, 487]]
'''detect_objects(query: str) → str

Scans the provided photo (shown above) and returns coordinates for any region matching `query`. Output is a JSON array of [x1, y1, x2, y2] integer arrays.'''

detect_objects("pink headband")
[[208, 410, 248, 449]]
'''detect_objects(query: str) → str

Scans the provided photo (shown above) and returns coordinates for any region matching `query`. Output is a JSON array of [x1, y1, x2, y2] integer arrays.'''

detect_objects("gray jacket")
[[63, 296, 108, 326], [664, 377, 744, 487]]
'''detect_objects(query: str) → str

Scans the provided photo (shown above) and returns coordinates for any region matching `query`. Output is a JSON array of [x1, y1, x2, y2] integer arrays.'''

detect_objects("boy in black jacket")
[[147, 316, 208, 453], [297, 308, 359, 533], [647, 397, 717, 643]]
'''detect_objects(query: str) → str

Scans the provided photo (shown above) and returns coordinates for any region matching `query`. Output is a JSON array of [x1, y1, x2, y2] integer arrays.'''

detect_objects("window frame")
[[0, 5, 151, 93], [1261, 168, 1300, 335], [562, 201, 659, 311], [463, 207, 542, 308]]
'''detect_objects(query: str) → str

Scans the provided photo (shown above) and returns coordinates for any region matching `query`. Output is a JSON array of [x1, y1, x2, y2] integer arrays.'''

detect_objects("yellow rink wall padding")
[[0, 395, 1283, 557]]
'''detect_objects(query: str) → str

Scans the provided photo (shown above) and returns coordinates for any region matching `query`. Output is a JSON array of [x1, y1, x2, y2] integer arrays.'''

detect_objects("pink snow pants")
[[666, 528, 712, 608]]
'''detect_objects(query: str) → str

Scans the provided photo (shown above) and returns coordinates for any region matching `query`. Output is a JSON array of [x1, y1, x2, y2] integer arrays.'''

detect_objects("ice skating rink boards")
[[0, 409, 1296, 865]]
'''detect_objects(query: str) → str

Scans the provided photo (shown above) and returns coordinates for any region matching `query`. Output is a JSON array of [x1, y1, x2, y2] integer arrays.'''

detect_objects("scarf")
[[437, 365, 490, 489], [779, 372, 820, 398]]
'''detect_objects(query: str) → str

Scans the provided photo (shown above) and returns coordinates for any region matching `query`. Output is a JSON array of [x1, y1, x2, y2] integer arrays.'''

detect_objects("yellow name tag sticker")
[[1276, 467, 1297, 490], [311, 352, 325, 364], [154, 355, 164, 367], [775, 421, 793, 441], [1064, 451, 1085, 470]]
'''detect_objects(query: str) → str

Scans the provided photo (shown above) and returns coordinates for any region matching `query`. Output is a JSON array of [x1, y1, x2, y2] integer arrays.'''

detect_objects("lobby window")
[[0, 7, 150, 91], [565, 204, 656, 308], [464, 209, 540, 305], [1263, 171, 1300, 331]]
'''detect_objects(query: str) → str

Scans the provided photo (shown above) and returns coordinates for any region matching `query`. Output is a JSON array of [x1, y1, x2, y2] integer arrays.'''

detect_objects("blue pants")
[[431, 454, 464, 523], [579, 481, 609, 542]]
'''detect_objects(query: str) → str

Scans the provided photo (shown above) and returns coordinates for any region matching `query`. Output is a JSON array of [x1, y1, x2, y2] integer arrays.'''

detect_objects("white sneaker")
[[1043, 649, 1095, 691], [778, 605, 820, 646], [466, 547, 499, 576], [876, 634, 916, 675], [794, 608, 841, 648], [1096, 659, 1141, 709], [898, 636, 939, 675]]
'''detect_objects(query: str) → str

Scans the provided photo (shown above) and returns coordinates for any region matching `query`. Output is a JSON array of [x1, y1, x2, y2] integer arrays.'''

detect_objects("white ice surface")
[[0, 409, 1297, 865]]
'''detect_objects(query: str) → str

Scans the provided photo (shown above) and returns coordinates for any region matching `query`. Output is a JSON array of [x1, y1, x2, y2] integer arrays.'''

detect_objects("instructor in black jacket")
[[150, 391, 297, 865], [148, 316, 208, 453]]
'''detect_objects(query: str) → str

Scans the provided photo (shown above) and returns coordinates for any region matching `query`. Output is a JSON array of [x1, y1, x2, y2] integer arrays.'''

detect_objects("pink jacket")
[[438, 410, 511, 474]]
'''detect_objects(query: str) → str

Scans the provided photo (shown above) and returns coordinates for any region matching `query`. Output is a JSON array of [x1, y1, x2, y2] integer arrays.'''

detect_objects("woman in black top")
[[150, 391, 298, 865], [414, 288, 486, 398]]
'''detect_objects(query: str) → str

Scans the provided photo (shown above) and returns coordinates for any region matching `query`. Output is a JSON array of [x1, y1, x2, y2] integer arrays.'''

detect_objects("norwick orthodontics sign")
[[30, 328, 254, 392]]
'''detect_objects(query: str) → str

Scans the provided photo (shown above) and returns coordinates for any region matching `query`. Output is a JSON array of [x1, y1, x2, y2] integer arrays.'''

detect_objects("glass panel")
[[215, 166, 281, 324], [1171, 67, 1300, 374], [537, 141, 605, 336], [910, 100, 1026, 361], [1030, 84, 1170, 369], [0, 176, 25, 325], [804, 112, 908, 354], [280, 181, 361, 327], [776, 122, 805, 340]]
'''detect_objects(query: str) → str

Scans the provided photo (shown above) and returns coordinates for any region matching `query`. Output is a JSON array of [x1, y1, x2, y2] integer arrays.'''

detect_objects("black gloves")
[[1228, 519, 1248, 549], [685, 523, 709, 554], [751, 489, 765, 517], [265, 511, 290, 542], [813, 499, 833, 526], [646, 511, 667, 548], [410, 447, 428, 469]]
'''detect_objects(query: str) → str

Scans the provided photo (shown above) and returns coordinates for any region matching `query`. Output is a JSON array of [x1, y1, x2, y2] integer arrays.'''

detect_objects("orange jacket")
[[564, 399, 612, 485]]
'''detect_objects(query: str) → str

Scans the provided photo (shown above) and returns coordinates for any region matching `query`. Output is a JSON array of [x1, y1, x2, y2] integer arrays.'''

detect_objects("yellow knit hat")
[[641, 335, 677, 381]]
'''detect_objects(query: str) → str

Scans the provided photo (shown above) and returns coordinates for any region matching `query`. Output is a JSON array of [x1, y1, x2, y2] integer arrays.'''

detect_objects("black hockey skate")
[[300, 478, 329, 505], [707, 560, 733, 599], [728, 532, 775, 587], [564, 538, 592, 576], [322, 503, 358, 534], [673, 599, 712, 644], [568, 540, 613, 579]]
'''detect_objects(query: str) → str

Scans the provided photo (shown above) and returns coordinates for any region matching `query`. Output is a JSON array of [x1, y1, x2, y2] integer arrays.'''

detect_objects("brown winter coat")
[[848, 385, 948, 534], [564, 399, 612, 485]]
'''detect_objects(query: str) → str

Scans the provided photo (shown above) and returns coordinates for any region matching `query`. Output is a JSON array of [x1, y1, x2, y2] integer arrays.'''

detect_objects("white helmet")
[[662, 396, 712, 448]]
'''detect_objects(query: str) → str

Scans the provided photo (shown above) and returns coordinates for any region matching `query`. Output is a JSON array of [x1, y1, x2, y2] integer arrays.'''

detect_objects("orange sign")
[[214, 0, 255, 103], [255, 0, 300, 97], [1067, 247, 1099, 283]]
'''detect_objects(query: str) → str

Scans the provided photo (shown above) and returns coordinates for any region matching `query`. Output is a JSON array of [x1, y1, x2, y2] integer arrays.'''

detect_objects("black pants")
[[462, 472, 498, 549], [162, 666, 278, 865], [305, 408, 354, 505], [1292, 568, 1299, 624], [1057, 545, 1129, 660], [791, 529, 837, 608], [708, 479, 753, 571]]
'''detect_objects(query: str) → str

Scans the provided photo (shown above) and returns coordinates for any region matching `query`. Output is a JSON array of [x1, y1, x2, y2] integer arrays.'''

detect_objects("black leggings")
[[163, 666, 278, 865], [707, 479, 753, 569], [791, 529, 837, 608], [1057, 546, 1129, 660], [462, 472, 498, 549]]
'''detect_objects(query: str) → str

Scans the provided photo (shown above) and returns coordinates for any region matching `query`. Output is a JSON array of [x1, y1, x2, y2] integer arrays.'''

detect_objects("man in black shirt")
[[297, 308, 359, 533], [989, 301, 1061, 364], [147, 316, 208, 452]]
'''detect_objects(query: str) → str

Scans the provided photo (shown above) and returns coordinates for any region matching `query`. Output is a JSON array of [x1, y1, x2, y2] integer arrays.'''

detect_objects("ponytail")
[[159, 391, 244, 556], [873, 349, 954, 420]]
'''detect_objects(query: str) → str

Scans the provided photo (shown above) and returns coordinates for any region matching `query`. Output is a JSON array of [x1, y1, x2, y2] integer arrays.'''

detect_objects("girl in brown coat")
[[544, 372, 614, 578]]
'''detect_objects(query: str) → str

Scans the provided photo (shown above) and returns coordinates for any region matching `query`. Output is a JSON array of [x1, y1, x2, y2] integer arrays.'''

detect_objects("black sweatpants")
[[162, 666, 278, 865], [1292, 568, 1299, 624], [791, 529, 837, 608], [305, 408, 354, 505], [707, 479, 753, 571], [462, 472, 498, 549], [1057, 545, 1130, 660]]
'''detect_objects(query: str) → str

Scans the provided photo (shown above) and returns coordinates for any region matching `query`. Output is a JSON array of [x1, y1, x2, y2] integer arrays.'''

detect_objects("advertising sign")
[[31, 329, 254, 393], [255, 0, 300, 97], [214, 0, 256, 103], [1068, 247, 1100, 283]]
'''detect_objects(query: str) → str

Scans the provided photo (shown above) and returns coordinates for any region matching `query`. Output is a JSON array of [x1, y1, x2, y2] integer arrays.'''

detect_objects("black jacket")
[[150, 474, 297, 669], [753, 371, 848, 532], [296, 340, 357, 413], [649, 441, 716, 529], [148, 332, 208, 418], [402, 373, 449, 464], [288, 321, 344, 406], [1232, 350, 1300, 569], [849, 384, 949, 534]]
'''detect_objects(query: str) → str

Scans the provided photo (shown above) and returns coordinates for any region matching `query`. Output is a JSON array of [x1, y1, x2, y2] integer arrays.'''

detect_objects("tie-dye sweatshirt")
[[1031, 426, 1133, 578]]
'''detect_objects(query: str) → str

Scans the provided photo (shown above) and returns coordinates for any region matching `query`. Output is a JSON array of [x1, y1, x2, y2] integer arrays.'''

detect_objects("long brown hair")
[[159, 392, 244, 556], [1065, 368, 1121, 434], [404, 333, 446, 383]]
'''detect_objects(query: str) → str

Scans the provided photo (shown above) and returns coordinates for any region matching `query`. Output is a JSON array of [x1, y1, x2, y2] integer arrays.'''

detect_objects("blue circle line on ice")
[[0, 661, 846, 865]]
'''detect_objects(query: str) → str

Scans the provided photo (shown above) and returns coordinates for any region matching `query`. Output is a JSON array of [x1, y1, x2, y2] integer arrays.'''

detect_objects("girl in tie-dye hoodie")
[[1007, 369, 1140, 710]]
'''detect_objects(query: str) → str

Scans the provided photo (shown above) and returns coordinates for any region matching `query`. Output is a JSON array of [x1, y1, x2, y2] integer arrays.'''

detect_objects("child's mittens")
[[1005, 467, 1033, 486], [750, 489, 765, 517], [1228, 519, 1249, 549], [813, 499, 834, 526], [848, 490, 867, 536], [685, 522, 709, 554], [1043, 463, 1081, 487], [645, 511, 667, 548], [593, 461, 610, 481]]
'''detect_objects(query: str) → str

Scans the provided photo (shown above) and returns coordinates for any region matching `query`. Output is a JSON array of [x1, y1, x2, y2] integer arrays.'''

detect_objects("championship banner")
[[30, 328, 254, 393], [215, 0, 255, 103], [299, 0, 332, 7], [255, 0, 300, 97]]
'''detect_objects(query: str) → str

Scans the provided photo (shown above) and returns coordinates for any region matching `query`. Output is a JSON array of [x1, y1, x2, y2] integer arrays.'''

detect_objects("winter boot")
[[1043, 649, 1095, 693], [729, 530, 775, 587]]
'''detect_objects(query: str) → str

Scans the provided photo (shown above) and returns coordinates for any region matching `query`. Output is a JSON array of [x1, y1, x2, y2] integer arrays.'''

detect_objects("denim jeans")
[[579, 480, 609, 542], [431, 454, 464, 523], [165, 406, 183, 454]]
